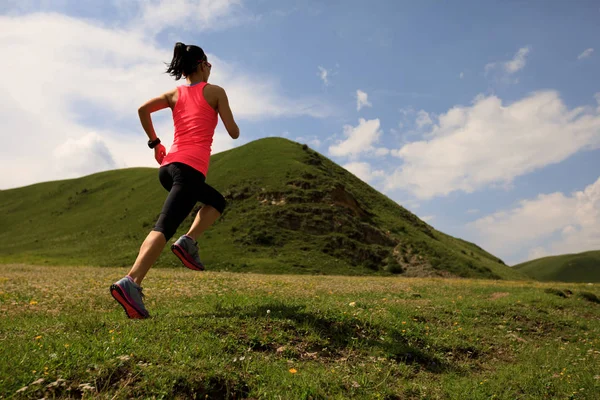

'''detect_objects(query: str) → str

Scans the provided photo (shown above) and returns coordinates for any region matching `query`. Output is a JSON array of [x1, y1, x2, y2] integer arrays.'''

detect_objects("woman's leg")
[[185, 181, 226, 241], [185, 205, 221, 241], [127, 231, 167, 286], [128, 165, 198, 285]]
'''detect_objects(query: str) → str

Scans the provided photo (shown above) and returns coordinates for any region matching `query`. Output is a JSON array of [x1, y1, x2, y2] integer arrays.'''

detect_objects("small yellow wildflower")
[[289, 368, 297, 374], [34, 335, 42, 340], [29, 300, 38, 305]]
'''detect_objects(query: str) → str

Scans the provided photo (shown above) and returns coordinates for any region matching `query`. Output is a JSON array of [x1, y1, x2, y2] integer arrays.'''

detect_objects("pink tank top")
[[161, 82, 218, 177]]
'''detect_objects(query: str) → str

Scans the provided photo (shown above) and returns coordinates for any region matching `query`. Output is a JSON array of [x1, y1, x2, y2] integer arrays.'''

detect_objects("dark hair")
[[165, 42, 207, 80]]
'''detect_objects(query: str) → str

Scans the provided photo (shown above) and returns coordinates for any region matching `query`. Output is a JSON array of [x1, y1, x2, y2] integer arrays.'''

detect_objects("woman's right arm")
[[137, 88, 177, 164], [137, 88, 178, 141], [214, 86, 240, 139]]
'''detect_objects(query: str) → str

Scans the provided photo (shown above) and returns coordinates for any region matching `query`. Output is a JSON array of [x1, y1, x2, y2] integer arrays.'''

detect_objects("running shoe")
[[110, 277, 150, 319], [171, 235, 205, 271]]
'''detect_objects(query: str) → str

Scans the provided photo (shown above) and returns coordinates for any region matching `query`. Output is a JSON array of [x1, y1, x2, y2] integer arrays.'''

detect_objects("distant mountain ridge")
[[514, 250, 600, 283], [0, 138, 527, 280]]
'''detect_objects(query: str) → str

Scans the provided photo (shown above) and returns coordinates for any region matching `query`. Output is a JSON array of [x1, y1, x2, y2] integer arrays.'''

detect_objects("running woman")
[[110, 42, 240, 319]]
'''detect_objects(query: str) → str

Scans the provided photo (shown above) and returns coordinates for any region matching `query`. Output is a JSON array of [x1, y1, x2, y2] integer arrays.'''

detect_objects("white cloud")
[[415, 110, 433, 128], [459, 72, 464, 79], [136, 0, 254, 34], [375, 148, 390, 156], [420, 215, 434, 223], [504, 46, 530, 73], [356, 89, 372, 111], [0, 11, 331, 189], [53, 133, 116, 178], [317, 66, 330, 85], [527, 247, 548, 261], [578, 48, 594, 60], [485, 46, 530, 83], [295, 136, 321, 148], [390, 107, 437, 143], [385, 91, 600, 199], [329, 118, 382, 158], [343, 161, 385, 183], [399, 107, 415, 116], [210, 130, 239, 153], [309, 138, 322, 148], [469, 176, 600, 264], [466, 208, 480, 214]]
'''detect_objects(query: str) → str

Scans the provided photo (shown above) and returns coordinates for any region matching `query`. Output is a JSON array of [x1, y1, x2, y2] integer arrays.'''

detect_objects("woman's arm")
[[214, 86, 239, 139], [138, 88, 176, 164], [137, 88, 177, 141]]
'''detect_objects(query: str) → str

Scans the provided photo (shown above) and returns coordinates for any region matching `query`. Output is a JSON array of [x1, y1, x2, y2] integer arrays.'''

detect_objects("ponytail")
[[165, 42, 207, 80]]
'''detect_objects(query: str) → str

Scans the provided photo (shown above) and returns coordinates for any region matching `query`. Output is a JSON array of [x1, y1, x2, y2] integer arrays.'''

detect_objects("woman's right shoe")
[[171, 235, 205, 271]]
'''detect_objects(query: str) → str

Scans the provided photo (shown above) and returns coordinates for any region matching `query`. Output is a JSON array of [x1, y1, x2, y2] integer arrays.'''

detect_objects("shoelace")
[[137, 287, 145, 299]]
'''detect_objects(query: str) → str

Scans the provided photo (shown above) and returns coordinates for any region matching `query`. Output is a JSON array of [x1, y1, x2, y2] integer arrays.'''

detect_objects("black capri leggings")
[[152, 162, 226, 241]]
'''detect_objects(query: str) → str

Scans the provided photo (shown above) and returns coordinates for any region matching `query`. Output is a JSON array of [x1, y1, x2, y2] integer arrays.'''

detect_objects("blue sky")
[[1, 0, 599, 265]]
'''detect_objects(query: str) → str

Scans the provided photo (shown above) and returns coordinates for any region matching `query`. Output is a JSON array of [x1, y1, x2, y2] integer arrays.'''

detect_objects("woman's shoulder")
[[167, 87, 179, 107], [204, 84, 226, 94], [203, 84, 226, 108]]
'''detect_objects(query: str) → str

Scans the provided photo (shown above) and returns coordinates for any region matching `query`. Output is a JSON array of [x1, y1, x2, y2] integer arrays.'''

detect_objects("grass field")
[[1, 264, 599, 399], [514, 251, 600, 283]]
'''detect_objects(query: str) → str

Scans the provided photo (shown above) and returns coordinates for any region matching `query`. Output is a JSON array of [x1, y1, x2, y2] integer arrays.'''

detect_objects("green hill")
[[0, 137, 526, 280], [514, 250, 600, 282]]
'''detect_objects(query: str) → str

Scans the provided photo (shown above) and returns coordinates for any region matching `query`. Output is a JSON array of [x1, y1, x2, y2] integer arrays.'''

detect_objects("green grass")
[[1, 264, 599, 399], [0, 138, 526, 280], [514, 251, 600, 283]]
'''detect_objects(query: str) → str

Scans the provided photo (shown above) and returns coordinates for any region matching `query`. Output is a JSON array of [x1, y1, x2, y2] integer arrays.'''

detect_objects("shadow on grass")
[[186, 302, 449, 373]]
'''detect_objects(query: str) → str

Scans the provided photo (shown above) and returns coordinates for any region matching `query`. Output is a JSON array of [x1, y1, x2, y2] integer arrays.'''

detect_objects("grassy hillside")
[[514, 250, 600, 283], [1, 264, 599, 399], [0, 138, 526, 280]]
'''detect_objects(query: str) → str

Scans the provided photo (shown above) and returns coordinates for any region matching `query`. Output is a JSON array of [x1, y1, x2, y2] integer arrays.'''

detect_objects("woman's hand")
[[154, 144, 167, 165]]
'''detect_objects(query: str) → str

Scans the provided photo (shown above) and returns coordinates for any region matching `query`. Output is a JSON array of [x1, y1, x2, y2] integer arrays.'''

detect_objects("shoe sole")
[[171, 244, 205, 271], [110, 284, 148, 319]]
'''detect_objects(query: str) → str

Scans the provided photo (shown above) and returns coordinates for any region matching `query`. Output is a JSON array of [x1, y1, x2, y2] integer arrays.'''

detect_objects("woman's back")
[[162, 82, 218, 176]]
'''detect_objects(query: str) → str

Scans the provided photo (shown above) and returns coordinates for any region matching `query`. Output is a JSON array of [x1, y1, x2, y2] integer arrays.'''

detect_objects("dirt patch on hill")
[[328, 185, 370, 218], [390, 243, 461, 278]]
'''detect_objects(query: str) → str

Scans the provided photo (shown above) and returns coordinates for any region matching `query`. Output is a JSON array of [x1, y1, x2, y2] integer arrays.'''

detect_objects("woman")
[[110, 42, 240, 319]]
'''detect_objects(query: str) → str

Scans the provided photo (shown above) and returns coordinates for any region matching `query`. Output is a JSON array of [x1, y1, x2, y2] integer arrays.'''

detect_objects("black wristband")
[[148, 138, 161, 149]]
